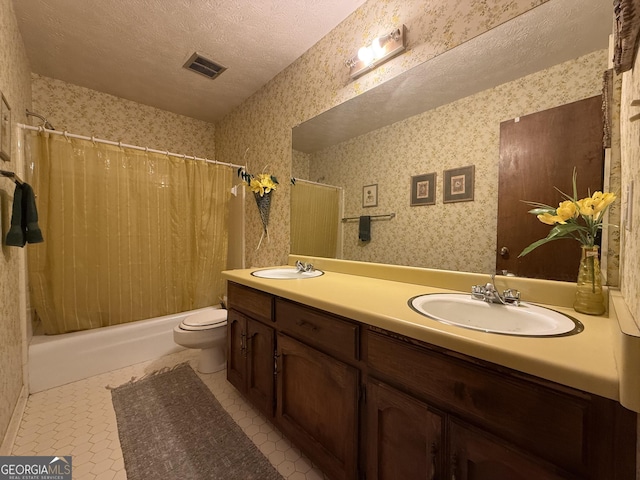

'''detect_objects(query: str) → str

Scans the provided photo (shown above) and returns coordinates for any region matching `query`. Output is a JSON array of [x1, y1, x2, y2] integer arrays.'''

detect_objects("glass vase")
[[573, 245, 605, 315]]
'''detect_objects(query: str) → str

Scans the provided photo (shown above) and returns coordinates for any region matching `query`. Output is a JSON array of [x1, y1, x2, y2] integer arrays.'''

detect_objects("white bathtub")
[[27, 308, 213, 393]]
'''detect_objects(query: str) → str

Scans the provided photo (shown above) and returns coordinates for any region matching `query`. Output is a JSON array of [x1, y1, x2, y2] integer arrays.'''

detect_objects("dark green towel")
[[22, 183, 43, 244], [5, 184, 25, 247], [4, 182, 44, 247], [359, 215, 371, 242]]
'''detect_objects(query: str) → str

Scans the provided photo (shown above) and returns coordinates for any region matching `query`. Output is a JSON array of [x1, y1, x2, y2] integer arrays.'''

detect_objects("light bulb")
[[371, 36, 386, 59], [357, 46, 374, 65]]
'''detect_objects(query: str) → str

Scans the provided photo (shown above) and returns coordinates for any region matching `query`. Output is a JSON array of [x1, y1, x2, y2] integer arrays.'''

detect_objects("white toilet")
[[173, 306, 228, 374]]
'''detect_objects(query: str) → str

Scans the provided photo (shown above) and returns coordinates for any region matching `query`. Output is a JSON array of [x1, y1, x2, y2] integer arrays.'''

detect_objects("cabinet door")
[[246, 317, 275, 417], [226, 310, 246, 393], [276, 334, 359, 480], [449, 420, 569, 480], [366, 380, 443, 480]]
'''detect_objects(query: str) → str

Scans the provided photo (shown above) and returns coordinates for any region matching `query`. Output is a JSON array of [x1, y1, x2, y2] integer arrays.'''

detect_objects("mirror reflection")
[[291, 0, 613, 282]]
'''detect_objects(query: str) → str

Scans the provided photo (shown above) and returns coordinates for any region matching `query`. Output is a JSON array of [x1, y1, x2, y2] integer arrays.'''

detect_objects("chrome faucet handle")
[[471, 284, 487, 301], [503, 289, 521, 306], [295, 260, 314, 272]]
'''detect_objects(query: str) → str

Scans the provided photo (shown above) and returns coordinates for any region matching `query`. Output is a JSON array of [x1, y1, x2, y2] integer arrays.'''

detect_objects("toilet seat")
[[179, 309, 227, 331]]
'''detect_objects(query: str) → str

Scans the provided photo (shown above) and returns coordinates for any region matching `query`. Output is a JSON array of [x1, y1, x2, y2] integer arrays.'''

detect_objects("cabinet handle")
[[430, 443, 437, 480], [273, 353, 280, 375], [451, 453, 458, 480], [295, 319, 319, 332], [241, 332, 247, 357]]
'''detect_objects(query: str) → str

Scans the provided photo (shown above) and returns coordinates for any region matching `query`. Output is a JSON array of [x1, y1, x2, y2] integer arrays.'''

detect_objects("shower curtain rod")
[[18, 123, 245, 170], [291, 177, 343, 189]]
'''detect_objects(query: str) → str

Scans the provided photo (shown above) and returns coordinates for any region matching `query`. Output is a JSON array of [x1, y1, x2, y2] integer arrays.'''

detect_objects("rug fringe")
[[105, 361, 192, 390]]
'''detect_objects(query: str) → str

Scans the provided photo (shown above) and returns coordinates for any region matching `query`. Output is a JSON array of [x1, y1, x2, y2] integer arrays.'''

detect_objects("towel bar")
[[0, 169, 24, 185], [342, 213, 395, 222]]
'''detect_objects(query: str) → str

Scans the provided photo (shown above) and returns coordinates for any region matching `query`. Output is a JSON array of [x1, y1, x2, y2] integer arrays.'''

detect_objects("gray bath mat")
[[110, 363, 283, 480]]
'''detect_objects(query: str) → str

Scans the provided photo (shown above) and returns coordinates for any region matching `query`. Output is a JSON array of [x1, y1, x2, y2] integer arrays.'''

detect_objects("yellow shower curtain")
[[27, 132, 232, 335], [290, 181, 340, 258]]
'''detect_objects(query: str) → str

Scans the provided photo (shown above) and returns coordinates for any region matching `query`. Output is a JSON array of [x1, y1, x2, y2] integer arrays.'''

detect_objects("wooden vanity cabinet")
[[226, 283, 275, 418], [276, 333, 359, 480], [226, 283, 637, 480], [274, 298, 361, 480], [448, 419, 569, 480], [364, 328, 637, 480], [366, 378, 444, 480]]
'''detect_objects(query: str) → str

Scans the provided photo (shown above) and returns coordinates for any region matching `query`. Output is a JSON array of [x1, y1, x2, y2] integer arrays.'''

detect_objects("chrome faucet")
[[295, 260, 315, 273], [471, 274, 520, 306]]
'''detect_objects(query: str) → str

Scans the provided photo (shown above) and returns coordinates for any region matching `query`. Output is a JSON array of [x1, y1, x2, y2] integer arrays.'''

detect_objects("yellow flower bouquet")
[[519, 170, 616, 257], [238, 167, 279, 249], [519, 169, 616, 315]]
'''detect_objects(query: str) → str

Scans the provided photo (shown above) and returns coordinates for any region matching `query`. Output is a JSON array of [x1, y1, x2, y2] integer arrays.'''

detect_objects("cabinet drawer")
[[227, 282, 273, 323], [275, 299, 359, 361], [366, 330, 590, 476]]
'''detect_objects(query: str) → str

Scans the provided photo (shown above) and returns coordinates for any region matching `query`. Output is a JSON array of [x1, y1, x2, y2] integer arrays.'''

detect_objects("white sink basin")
[[251, 267, 324, 279], [409, 293, 582, 336]]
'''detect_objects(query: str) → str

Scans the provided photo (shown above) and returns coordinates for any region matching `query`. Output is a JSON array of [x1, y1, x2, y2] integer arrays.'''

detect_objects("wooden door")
[[276, 333, 359, 480], [366, 379, 443, 480], [496, 96, 604, 281], [246, 317, 275, 417], [226, 310, 246, 393], [449, 420, 570, 480]]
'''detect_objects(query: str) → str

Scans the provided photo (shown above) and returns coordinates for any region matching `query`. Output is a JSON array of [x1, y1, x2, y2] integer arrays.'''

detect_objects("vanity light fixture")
[[345, 25, 406, 79]]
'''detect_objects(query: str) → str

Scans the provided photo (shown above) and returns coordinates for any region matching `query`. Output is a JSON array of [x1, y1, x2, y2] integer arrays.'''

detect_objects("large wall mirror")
[[291, 0, 614, 282]]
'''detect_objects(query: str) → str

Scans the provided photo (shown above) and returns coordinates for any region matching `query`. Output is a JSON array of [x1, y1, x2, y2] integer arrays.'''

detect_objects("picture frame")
[[362, 184, 378, 208], [443, 165, 474, 203], [0, 93, 11, 162], [410, 172, 436, 206]]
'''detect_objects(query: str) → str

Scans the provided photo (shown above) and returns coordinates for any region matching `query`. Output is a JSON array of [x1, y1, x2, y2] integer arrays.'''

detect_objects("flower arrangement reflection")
[[238, 167, 279, 249], [519, 170, 616, 257]]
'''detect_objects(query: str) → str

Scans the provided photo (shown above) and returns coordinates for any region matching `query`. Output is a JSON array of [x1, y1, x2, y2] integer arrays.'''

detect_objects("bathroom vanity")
[[223, 259, 638, 480]]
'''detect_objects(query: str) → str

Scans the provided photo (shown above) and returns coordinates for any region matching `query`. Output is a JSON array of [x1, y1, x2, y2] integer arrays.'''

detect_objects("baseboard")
[[0, 385, 28, 456]]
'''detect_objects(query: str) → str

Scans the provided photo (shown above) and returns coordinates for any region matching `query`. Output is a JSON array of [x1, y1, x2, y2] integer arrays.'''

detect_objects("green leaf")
[[527, 207, 555, 215], [271, 175, 279, 184], [518, 223, 583, 257], [521, 200, 556, 210], [518, 236, 565, 257]]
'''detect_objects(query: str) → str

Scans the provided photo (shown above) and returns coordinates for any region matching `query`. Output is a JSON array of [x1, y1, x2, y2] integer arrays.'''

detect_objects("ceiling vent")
[[183, 52, 227, 80]]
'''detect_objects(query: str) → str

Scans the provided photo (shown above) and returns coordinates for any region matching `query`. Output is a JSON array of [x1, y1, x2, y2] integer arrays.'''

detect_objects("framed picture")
[[0, 93, 10, 162], [363, 184, 378, 207], [443, 165, 474, 203], [410, 172, 436, 206]]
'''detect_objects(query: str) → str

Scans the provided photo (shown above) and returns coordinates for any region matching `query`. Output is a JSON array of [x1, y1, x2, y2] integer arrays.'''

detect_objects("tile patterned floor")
[[11, 349, 327, 480]]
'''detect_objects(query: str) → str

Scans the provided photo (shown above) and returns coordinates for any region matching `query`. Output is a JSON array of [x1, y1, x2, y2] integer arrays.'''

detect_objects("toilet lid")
[[180, 308, 227, 331]]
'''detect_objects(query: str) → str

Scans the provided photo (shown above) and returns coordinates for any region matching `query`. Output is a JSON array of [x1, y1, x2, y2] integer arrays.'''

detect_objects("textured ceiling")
[[14, 0, 366, 123]]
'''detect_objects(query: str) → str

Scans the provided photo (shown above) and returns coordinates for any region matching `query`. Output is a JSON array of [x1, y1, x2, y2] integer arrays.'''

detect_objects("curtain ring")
[[91, 136, 96, 146], [145, 146, 149, 153], [37, 126, 43, 133], [118, 141, 123, 149], [63, 131, 69, 142]]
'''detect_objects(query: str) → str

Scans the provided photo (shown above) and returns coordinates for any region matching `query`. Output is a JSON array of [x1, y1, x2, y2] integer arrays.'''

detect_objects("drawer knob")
[[296, 319, 319, 332]]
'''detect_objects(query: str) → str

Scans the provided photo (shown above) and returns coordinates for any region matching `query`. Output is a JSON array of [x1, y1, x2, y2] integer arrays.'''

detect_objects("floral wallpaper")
[[621, 59, 640, 323], [215, 0, 548, 269], [308, 50, 612, 275], [0, 0, 32, 445], [31, 74, 216, 159]]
